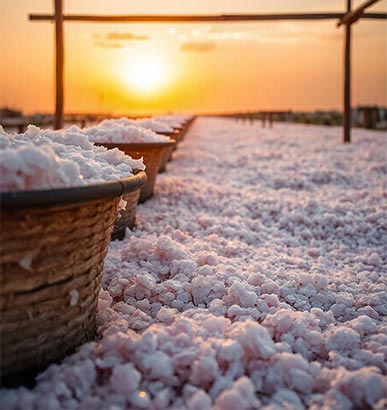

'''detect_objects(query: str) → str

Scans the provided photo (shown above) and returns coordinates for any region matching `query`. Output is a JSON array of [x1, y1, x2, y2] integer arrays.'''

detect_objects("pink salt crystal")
[[136, 274, 156, 290], [228, 281, 257, 308], [128, 309, 152, 330], [113, 301, 136, 316], [368, 252, 382, 266], [214, 390, 244, 410], [323, 389, 353, 410], [18, 255, 33, 270], [186, 389, 212, 410], [334, 368, 386, 408], [207, 233, 220, 243], [299, 283, 317, 297], [154, 387, 172, 409], [375, 398, 387, 410], [308, 248, 320, 257], [233, 377, 261, 408], [191, 276, 211, 304], [357, 306, 379, 320], [110, 363, 141, 395], [208, 299, 227, 316], [347, 315, 376, 337], [262, 294, 280, 307], [216, 340, 244, 366], [69, 290, 79, 307], [197, 265, 213, 276], [202, 316, 230, 334], [261, 280, 280, 295], [142, 351, 173, 380], [172, 349, 197, 370], [190, 356, 219, 387], [275, 352, 317, 378], [98, 289, 113, 308], [325, 326, 360, 353], [129, 390, 151, 408], [311, 274, 328, 291], [156, 307, 177, 324], [230, 321, 275, 359], [271, 388, 303, 408], [287, 368, 314, 394], [176, 259, 197, 276]]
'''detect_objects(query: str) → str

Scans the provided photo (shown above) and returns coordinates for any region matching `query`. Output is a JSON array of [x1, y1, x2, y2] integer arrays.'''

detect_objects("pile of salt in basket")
[[109, 141, 175, 202], [111, 117, 179, 174], [86, 122, 175, 204], [153, 115, 190, 155], [160, 115, 196, 171], [0, 125, 146, 381]]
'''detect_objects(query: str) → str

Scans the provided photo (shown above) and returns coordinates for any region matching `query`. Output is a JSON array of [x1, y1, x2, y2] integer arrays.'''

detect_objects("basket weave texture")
[[158, 140, 176, 173], [111, 189, 140, 240], [101, 142, 175, 203], [0, 196, 120, 378], [110, 171, 147, 240]]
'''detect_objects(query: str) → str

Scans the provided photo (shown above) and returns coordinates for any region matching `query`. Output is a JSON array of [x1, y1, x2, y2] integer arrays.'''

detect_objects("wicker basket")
[[111, 171, 147, 240], [101, 141, 175, 203], [0, 176, 142, 380], [178, 117, 195, 141], [158, 139, 176, 173], [163, 130, 181, 153], [166, 129, 182, 144]]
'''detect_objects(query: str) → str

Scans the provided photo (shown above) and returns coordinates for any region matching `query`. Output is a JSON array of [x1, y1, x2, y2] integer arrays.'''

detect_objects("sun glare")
[[122, 53, 169, 94]]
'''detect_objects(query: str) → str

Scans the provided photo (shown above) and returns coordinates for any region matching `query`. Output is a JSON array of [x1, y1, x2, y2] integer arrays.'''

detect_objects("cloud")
[[207, 27, 250, 41], [180, 41, 216, 53], [105, 32, 149, 41], [93, 32, 149, 49]]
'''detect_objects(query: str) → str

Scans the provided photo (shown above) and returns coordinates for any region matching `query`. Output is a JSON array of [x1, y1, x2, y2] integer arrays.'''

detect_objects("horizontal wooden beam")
[[338, 0, 382, 26], [28, 12, 386, 23]]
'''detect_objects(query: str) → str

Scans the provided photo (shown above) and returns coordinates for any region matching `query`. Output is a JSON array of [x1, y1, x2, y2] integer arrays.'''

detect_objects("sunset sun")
[[123, 53, 170, 94]]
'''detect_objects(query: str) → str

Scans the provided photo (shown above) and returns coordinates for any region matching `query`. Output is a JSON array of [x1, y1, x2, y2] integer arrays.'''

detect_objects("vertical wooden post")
[[343, 0, 352, 143], [54, 0, 64, 129]]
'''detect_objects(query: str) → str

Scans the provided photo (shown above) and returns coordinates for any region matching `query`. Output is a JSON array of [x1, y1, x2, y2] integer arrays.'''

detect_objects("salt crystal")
[[69, 290, 79, 307]]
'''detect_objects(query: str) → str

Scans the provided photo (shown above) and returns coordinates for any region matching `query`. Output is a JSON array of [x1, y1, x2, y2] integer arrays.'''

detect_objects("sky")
[[1, 0, 386, 115]]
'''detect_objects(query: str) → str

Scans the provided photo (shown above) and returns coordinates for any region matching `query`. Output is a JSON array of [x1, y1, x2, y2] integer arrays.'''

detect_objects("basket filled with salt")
[[0, 125, 145, 379], [152, 115, 193, 158], [91, 117, 179, 173], [87, 121, 175, 202], [111, 169, 147, 239], [158, 137, 177, 173]]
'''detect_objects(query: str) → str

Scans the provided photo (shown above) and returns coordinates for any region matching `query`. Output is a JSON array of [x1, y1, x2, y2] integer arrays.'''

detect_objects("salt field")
[[1, 117, 386, 409]]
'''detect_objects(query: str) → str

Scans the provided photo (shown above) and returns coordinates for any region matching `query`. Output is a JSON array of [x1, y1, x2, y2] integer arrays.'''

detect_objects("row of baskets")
[[0, 116, 195, 382]]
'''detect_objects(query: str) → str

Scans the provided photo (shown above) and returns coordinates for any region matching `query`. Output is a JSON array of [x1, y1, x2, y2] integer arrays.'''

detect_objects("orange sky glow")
[[1, 0, 386, 115]]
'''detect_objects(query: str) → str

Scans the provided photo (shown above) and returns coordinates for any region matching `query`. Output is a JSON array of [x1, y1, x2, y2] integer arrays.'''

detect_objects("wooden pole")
[[54, 0, 64, 130], [338, 0, 381, 26], [343, 0, 352, 143], [29, 12, 387, 23]]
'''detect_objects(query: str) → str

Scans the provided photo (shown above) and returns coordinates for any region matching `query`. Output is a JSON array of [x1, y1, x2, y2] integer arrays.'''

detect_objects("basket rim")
[[162, 130, 180, 138], [0, 170, 147, 210], [99, 140, 176, 151]]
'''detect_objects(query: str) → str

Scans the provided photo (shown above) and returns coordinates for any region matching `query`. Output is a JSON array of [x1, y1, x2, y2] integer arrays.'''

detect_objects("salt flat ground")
[[1, 117, 386, 409]]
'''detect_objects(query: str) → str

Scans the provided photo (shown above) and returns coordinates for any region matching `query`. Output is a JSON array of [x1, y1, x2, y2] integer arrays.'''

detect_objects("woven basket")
[[0, 176, 142, 380], [158, 139, 176, 173], [111, 171, 147, 240], [166, 129, 182, 144], [101, 141, 175, 203], [178, 117, 195, 141], [163, 130, 181, 153]]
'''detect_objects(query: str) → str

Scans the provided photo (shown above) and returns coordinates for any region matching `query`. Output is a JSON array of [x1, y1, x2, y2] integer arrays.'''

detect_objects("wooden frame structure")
[[29, 0, 386, 142]]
